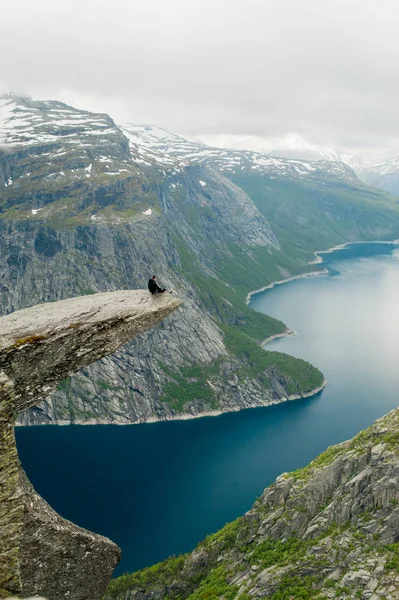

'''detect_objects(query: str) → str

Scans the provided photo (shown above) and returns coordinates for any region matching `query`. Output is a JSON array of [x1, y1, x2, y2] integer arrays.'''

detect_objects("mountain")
[[204, 134, 368, 175], [105, 407, 399, 600], [1, 93, 399, 426], [121, 124, 359, 183], [0, 94, 324, 424], [360, 157, 399, 196], [121, 126, 399, 258], [233, 135, 399, 198]]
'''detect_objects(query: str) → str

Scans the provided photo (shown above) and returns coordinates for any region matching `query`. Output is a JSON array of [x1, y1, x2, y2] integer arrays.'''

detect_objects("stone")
[[0, 290, 182, 599]]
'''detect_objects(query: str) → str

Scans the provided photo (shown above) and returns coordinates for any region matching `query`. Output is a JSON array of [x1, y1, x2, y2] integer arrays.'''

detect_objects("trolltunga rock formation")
[[0, 290, 182, 599]]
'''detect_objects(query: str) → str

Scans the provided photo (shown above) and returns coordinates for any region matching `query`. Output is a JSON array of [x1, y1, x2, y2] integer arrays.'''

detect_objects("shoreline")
[[260, 328, 296, 346], [245, 269, 329, 305], [16, 379, 327, 428], [246, 238, 399, 304]]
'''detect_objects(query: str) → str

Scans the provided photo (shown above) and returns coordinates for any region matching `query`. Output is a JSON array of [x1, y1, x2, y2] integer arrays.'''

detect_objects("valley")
[[2, 93, 399, 427]]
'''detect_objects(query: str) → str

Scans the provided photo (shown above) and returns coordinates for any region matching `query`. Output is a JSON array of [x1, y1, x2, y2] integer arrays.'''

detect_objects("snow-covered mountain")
[[121, 124, 359, 183], [122, 124, 399, 195], [0, 93, 365, 196], [197, 134, 370, 174], [360, 157, 399, 195], [0, 93, 118, 147], [9, 92, 399, 196], [0, 93, 137, 189]]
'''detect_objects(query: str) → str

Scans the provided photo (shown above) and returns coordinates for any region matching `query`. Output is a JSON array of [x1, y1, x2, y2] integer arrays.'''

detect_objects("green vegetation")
[[171, 234, 288, 342], [13, 334, 47, 347], [230, 173, 399, 262], [160, 362, 221, 412], [105, 555, 186, 600], [270, 574, 319, 599], [221, 324, 324, 394], [104, 518, 345, 600], [97, 380, 123, 392], [245, 537, 309, 569], [290, 442, 348, 481], [158, 324, 324, 413], [201, 518, 242, 551], [186, 566, 238, 600], [384, 543, 399, 572], [0, 161, 160, 227], [348, 411, 399, 454]]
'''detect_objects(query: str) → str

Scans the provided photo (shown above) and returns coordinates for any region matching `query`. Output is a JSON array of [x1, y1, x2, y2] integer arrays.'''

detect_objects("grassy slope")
[[158, 233, 324, 411], [230, 174, 399, 261], [159, 173, 399, 412]]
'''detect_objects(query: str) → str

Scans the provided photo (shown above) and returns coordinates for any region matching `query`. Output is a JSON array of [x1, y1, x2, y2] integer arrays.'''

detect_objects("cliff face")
[[0, 290, 181, 599], [0, 179, 320, 427], [106, 408, 399, 600], [0, 95, 327, 425], [3, 94, 399, 426]]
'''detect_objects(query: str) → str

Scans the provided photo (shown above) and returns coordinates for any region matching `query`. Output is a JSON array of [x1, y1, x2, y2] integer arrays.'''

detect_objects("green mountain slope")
[[230, 173, 399, 263]]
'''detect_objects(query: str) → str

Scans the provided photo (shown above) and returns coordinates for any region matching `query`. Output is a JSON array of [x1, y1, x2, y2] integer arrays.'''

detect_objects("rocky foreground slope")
[[0, 290, 181, 599], [106, 408, 399, 600]]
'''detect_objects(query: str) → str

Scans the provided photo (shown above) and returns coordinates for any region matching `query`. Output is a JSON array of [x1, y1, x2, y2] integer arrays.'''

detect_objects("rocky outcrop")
[[106, 408, 399, 600], [0, 290, 181, 599]]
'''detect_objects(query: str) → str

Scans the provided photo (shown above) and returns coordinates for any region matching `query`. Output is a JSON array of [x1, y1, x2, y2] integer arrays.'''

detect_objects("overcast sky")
[[1, 0, 399, 157]]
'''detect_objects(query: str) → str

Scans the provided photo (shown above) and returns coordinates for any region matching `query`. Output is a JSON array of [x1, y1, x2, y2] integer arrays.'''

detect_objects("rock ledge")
[[0, 290, 182, 599]]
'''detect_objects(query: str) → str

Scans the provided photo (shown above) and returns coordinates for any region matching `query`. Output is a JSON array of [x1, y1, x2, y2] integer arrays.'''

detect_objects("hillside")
[[2, 94, 399, 425], [106, 407, 399, 600]]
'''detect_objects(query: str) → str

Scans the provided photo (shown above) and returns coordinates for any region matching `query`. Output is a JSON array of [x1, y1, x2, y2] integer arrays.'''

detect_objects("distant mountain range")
[[121, 124, 358, 183], [121, 124, 399, 196], [2, 92, 399, 194]]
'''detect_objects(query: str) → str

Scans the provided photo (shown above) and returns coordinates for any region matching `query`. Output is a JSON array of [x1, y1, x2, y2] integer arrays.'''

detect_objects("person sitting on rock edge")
[[148, 275, 166, 294]]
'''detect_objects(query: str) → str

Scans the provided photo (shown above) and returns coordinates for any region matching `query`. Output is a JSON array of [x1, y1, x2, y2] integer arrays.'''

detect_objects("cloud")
[[1, 0, 399, 155]]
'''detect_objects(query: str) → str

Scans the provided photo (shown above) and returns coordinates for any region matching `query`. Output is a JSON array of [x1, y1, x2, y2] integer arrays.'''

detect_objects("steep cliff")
[[3, 95, 399, 426], [0, 290, 181, 599], [0, 94, 327, 425], [106, 407, 399, 600]]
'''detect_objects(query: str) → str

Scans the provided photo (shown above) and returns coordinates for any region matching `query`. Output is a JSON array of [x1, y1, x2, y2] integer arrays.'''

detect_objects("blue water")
[[15, 242, 399, 576]]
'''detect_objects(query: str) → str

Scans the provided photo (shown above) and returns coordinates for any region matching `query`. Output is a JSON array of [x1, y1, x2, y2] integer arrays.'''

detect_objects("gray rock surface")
[[0, 290, 181, 599]]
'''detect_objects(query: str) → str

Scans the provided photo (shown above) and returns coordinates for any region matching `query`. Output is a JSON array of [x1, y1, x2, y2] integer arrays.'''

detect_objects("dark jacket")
[[148, 278, 164, 294]]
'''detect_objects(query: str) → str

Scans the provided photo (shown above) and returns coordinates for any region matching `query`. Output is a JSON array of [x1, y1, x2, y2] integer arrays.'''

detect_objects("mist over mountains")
[[2, 92, 399, 195]]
